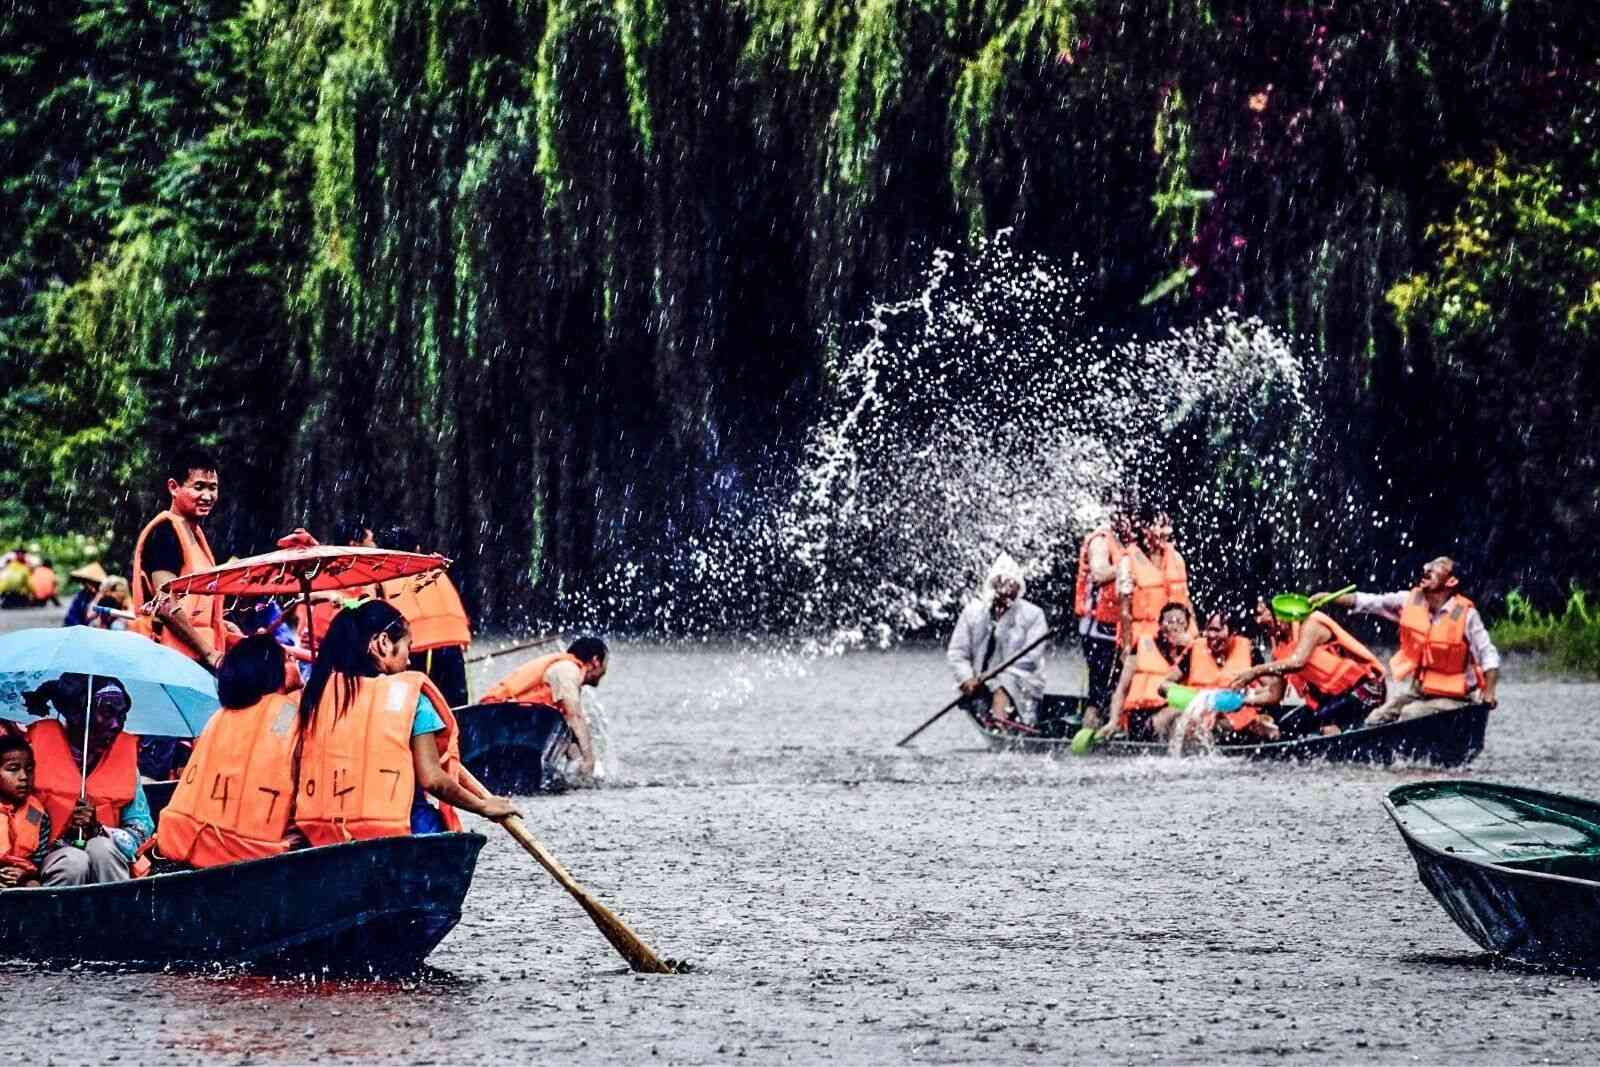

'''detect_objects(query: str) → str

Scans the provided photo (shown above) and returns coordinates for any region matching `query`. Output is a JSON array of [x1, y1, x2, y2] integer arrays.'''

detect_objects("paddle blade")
[[501, 816, 676, 974], [1070, 726, 1099, 755], [571, 890, 675, 974]]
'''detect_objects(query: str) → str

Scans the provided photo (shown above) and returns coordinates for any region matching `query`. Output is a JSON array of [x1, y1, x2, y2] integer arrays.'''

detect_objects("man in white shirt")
[[1324, 556, 1500, 724], [948, 554, 1050, 728]]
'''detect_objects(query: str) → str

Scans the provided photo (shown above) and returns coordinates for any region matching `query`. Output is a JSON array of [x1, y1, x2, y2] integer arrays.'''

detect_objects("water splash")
[[575, 231, 1366, 650], [770, 231, 1330, 648]]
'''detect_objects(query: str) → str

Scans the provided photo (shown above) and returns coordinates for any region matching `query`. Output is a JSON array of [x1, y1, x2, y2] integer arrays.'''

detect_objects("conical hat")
[[68, 561, 108, 584]]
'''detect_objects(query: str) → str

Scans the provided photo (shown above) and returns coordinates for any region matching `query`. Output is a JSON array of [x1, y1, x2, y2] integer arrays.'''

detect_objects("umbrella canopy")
[[0, 626, 219, 738], [163, 545, 447, 598]]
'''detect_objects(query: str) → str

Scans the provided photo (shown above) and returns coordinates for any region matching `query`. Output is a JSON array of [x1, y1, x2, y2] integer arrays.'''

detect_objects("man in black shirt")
[[131, 448, 226, 669]]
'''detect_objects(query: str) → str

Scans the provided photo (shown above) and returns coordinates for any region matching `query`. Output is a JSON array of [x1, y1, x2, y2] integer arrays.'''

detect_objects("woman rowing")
[[294, 601, 517, 843]]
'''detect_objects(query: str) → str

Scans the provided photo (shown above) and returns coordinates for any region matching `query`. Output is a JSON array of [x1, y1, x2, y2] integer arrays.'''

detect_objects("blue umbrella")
[[0, 626, 219, 738]]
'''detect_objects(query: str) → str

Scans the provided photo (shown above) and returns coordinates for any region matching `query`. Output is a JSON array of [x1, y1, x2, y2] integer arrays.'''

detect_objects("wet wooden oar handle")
[[896, 626, 1064, 748], [457, 767, 674, 974]]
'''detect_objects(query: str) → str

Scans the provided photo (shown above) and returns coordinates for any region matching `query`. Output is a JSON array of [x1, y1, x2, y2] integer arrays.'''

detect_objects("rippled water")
[[6, 620, 1600, 1064]]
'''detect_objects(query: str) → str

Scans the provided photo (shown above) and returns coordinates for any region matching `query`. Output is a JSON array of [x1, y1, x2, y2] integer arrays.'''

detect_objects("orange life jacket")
[[1271, 610, 1383, 707], [29, 566, 56, 601], [1185, 635, 1254, 688], [131, 510, 226, 663], [1124, 545, 1191, 643], [156, 693, 301, 867], [1122, 638, 1178, 726], [295, 671, 464, 846], [481, 652, 582, 710], [379, 571, 471, 652], [27, 719, 140, 843], [0, 795, 47, 875], [1073, 528, 1126, 627], [1389, 591, 1484, 699]]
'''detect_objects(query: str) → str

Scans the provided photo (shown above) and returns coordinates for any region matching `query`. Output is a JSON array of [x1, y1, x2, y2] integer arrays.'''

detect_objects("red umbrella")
[[163, 537, 448, 655]]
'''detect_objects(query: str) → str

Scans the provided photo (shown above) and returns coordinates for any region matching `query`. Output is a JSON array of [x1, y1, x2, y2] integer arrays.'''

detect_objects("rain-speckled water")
[[4, 611, 1598, 1064]]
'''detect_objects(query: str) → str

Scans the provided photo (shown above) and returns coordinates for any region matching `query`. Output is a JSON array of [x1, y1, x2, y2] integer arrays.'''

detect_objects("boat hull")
[[971, 695, 1489, 766], [0, 832, 485, 973], [1386, 781, 1600, 972], [456, 701, 573, 795]]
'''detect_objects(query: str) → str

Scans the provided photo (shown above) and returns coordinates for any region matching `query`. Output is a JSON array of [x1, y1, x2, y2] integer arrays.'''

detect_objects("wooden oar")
[[464, 635, 561, 666], [458, 767, 674, 974], [896, 626, 1064, 747]]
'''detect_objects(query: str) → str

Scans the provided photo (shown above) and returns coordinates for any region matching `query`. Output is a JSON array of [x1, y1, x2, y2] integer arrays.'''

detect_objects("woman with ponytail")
[[295, 601, 516, 845]]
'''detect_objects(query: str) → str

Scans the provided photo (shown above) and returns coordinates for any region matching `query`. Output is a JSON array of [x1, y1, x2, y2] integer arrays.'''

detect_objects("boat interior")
[[1393, 783, 1600, 879]]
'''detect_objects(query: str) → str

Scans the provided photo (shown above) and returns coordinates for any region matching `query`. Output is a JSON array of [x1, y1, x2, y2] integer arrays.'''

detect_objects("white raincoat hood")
[[984, 552, 1027, 601]]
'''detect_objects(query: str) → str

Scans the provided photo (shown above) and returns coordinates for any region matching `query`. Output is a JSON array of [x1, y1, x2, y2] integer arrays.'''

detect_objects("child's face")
[[0, 749, 33, 803]]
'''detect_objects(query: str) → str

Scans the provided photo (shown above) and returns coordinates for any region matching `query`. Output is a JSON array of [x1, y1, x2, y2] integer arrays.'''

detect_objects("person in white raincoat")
[[946, 553, 1049, 727]]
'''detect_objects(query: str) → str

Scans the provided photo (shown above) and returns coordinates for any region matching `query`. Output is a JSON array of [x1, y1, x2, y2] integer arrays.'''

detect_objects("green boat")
[[1384, 780, 1600, 972]]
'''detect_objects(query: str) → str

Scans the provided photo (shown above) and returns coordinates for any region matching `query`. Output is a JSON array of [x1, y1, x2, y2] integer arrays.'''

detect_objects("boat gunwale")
[[1384, 780, 1600, 893], [0, 830, 487, 901], [969, 699, 1490, 759]]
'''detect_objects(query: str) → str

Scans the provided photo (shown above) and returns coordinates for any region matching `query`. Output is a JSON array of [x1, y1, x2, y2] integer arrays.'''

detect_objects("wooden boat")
[[0, 832, 485, 972], [455, 701, 573, 795], [968, 694, 1490, 766], [1385, 780, 1600, 972]]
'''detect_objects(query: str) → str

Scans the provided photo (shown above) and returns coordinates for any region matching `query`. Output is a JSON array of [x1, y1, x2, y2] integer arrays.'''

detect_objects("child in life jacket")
[[0, 733, 50, 887]]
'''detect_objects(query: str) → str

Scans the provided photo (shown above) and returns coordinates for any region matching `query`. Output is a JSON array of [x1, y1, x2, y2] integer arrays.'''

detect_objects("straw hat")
[[69, 561, 108, 585]]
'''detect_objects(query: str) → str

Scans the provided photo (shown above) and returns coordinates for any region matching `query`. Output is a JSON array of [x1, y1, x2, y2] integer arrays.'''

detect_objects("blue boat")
[[0, 832, 485, 972], [969, 695, 1490, 766], [1385, 780, 1600, 972], [455, 701, 573, 795]]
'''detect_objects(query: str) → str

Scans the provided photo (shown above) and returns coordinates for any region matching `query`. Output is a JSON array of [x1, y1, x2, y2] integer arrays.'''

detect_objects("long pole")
[[77, 672, 94, 847], [895, 627, 1063, 748], [463, 635, 561, 666], [301, 575, 316, 657], [457, 767, 674, 974]]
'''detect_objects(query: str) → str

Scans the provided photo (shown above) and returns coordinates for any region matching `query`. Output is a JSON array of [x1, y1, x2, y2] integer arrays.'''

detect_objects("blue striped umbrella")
[[0, 626, 218, 738]]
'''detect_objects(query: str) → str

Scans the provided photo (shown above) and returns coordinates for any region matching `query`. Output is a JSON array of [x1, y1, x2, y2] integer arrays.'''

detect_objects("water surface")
[[6, 630, 1597, 1064]]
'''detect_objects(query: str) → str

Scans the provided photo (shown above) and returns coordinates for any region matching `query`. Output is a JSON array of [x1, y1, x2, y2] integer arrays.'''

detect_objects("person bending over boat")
[[481, 637, 609, 777], [1228, 597, 1386, 737], [948, 553, 1048, 730], [23, 676, 152, 885], [1322, 557, 1499, 724], [1119, 504, 1193, 646], [0, 734, 50, 888], [156, 635, 305, 867], [295, 601, 517, 845]]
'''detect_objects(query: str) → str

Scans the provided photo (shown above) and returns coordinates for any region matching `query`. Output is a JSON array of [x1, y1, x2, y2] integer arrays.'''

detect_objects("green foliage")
[[2, 0, 1600, 627], [1492, 589, 1600, 678], [1387, 149, 1600, 346], [8, 534, 110, 573]]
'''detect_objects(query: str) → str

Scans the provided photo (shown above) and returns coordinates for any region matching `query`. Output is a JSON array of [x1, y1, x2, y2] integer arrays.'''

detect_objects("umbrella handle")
[[77, 672, 93, 848]]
